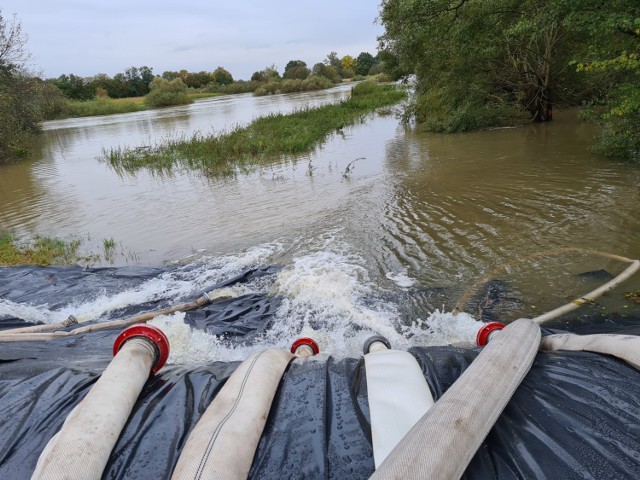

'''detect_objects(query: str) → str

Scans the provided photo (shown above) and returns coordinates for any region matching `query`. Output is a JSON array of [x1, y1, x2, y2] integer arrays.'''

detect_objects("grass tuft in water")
[[104, 82, 407, 177]]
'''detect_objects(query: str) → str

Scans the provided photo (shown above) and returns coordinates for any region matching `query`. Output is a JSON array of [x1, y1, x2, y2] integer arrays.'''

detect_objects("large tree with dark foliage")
[[379, 0, 639, 159], [0, 10, 60, 162]]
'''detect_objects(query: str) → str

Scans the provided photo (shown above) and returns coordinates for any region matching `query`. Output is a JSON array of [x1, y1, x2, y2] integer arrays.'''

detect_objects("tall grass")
[[0, 234, 83, 266], [48, 92, 223, 120], [104, 82, 407, 177], [254, 76, 334, 96], [51, 97, 147, 119]]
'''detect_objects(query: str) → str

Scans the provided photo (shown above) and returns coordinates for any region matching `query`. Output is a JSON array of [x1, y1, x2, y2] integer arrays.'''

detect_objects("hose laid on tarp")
[[371, 318, 541, 480], [31, 324, 169, 480], [476, 320, 640, 370], [0, 288, 235, 341], [171, 341, 319, 480], [1, 314, 80, 334], [531, 258, 640, 324], [541, 333, 640, 370], [453, 249, 640, 324], [363, 336, 435, 469]]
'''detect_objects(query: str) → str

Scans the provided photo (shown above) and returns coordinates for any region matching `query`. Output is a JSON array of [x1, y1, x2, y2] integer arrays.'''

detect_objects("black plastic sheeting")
[[1, 266, 640, 479]]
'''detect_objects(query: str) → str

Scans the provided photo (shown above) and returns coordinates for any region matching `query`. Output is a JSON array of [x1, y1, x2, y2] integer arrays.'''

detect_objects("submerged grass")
[[104, 82, 407, 176]]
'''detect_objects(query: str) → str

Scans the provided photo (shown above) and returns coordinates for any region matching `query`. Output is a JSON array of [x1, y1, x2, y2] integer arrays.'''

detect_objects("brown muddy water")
[[1, 84, 640, 345]]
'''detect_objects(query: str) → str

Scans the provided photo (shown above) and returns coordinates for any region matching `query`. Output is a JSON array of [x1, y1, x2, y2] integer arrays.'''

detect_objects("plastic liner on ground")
[[1, 265, 639, 479]]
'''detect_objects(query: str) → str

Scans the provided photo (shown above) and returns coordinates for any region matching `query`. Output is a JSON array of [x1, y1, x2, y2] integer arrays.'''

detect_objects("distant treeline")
[[47, 51, 387, 101]]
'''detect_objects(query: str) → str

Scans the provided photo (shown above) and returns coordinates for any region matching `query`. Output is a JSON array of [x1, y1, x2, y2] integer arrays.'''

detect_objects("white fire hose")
[[171, 337, 320, 480], [31, 324, 170, 480], [476, 321, 640, 371], [371, 318, 541, 479], [363, 335, 435, 469]]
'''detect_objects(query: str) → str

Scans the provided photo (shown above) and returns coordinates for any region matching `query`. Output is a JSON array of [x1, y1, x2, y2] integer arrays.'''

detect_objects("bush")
[[144, 77, 192, 108], [254, 81, 281, 96], [253, 76, 334, 96], [58, 97, 146, 118], [351, 81, 379, 96], [283, 65, 310, 80], [411, 86, 526, 132], [217, 81, 261, 94], [0, 73, 52, 162], [593, 82, 640, 161], [280, 79, 304, 93], [303, 75, 333, 90], [372, 73, 394, 83]]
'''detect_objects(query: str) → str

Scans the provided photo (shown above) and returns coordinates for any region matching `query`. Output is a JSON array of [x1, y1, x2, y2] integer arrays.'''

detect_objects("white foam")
[[0, 243, 282, 325], [135, 242, 480, 361], [2, 239, 482, 360], [149, 313, 258, 363], [386, 270, 416, 289], [0, 299, 68, 324], [403, 310, 479, 346]]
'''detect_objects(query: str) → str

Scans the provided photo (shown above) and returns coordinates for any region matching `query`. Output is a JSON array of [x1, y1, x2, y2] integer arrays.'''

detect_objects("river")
[[1, 84, 639, 358]]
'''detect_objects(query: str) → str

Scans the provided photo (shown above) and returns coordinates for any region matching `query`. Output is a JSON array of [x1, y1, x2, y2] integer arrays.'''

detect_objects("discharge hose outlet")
[[476, 322, 505, 347], [32, 325, 170, 480], [290, 337, 320, 357], [364, 335, 392, 354], [113, 324, 170, 374]]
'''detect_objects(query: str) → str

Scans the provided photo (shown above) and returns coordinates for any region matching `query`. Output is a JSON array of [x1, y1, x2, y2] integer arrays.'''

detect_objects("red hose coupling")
[[476, 322, 505, 347], [290, 337, 320, 356], [113, 324, 170, 374]]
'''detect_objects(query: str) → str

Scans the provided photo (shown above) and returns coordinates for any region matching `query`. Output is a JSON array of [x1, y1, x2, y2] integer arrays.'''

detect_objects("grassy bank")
[[104, 82, 407, 176], [60, 96, 147, 118], [0, 234, 138, 266], [48, 92, 221, 120], [0, 235, 84, 266]]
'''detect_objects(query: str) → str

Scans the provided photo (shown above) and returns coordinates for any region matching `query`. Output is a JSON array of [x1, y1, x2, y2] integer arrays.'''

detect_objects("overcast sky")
[[2, 1, 384, 80]]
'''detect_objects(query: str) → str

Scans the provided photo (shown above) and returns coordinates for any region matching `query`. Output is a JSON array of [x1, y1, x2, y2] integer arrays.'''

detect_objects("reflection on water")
[[1, 86, 639, 325]]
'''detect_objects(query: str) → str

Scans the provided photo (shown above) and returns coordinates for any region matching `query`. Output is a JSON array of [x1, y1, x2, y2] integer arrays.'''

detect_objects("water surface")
[[1, 87, 639, 356]]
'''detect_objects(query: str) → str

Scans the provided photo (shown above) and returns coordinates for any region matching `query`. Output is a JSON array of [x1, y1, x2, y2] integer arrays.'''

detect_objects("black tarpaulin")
[[1, 265, 639, 479]]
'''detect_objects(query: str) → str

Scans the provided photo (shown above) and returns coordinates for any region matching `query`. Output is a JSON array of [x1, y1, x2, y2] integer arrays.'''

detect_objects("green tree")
[[570, 0, 640, 160], [251, 65, 280, 82], [212, 66, 233, 85], [185, 70, 212, 88], [123, 66, 154, 97], [86, 73, 123, 98], [283, 60, 310, 80], [379, 0, 590, 129], [355, 52, 376, 76], [52, 73, 92, 100], [324, 51, 342, 71], [144, 77, 192, 108], [0, 10, 58, 162], [161, 70, 180, 81], [312, 63, 341, 83], [284, 60, 306, 72]]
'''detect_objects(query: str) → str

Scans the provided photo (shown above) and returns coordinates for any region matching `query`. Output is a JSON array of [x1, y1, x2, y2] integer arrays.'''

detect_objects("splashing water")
[[1, 239, 481, 360], [149, 243, 482, 362], [0, 243, 283, 325]]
